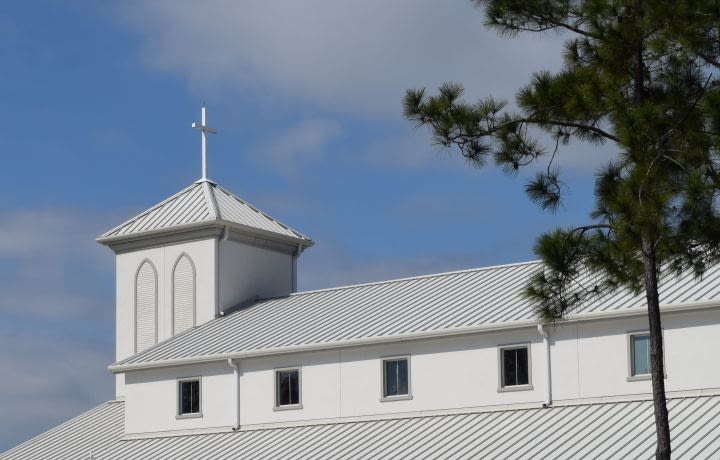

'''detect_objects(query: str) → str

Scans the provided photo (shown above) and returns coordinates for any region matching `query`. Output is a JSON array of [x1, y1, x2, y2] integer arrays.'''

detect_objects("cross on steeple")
[[192, 106, 217, 182]]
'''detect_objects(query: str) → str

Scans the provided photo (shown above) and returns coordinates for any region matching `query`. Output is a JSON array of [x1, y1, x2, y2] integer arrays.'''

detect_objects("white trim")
[[110, 300, 720, 373], [274, 367, 302, 410], [497, 343, 533, 392], [381, 355, 412, 401], [176, 376, 203, 419]]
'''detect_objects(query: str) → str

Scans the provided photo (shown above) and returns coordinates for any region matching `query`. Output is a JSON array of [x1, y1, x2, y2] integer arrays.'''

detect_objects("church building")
[[3, 108, 720, 459]]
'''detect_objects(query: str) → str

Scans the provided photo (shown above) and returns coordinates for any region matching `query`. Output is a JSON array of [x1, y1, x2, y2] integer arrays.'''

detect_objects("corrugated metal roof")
[[4, 394, 720, 459], [0, 401, 123, 460], [98, 181, 311, 244], [113, 260, 720, 369]]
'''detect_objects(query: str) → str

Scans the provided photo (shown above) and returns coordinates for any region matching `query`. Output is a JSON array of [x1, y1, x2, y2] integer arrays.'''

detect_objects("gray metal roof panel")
[[4, 395, 720, 459], [98, 181, 311, 243], [114, 260, 720, 368]]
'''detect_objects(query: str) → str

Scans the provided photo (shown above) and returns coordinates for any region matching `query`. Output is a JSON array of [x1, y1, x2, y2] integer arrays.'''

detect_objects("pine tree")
[[404, 1, 720, 457]]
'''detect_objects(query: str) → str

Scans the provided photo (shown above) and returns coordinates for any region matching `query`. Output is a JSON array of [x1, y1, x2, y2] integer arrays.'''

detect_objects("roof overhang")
[[97, 219, 314, 254], [108, 299, 720, 374]]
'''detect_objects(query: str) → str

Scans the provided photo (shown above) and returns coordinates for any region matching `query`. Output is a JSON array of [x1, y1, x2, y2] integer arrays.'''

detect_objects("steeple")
[[97, 107, 313, 398]]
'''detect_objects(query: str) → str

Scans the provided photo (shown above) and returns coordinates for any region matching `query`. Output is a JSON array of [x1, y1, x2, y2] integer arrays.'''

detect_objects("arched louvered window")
[[135, 260, 158, 352], [172, 254, 196, 335]]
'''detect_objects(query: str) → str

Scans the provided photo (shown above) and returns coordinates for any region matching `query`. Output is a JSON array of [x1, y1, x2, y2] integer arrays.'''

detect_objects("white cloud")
[[117, 0, 564, 118], [0, 209, 117, 450], [0, 209, 115, 320], [257, 118, 342, 175]]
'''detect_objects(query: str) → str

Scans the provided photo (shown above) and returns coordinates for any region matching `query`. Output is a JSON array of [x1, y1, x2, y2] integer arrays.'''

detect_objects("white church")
[[4, 108, 720, 459]]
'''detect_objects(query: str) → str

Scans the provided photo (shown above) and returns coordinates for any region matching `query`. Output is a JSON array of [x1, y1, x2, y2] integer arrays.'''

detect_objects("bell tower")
[[97, 107, 313, 397]]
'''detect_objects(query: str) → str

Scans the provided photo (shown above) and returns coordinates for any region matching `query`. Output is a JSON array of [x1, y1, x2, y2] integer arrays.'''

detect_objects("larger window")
[[382, 356, 411, 400], [499, 345, 532, 391], [177, 378, 201, 418], [275, 368, 301, 409]]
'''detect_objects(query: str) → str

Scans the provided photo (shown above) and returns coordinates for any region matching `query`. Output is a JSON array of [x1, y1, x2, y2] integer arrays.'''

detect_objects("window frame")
[[497, 343, 533, 392], [176, 376, 203, 419], [273, 366, 303, 411], [380, 355, 413, 402], [627, 330, 667, 382]]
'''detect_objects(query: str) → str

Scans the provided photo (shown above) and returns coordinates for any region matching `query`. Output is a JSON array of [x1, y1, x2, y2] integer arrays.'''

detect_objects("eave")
[[97, 218, 314, 254]]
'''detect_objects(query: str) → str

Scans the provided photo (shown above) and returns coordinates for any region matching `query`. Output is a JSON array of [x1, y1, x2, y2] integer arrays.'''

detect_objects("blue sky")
[[0, 0, 615, 450]]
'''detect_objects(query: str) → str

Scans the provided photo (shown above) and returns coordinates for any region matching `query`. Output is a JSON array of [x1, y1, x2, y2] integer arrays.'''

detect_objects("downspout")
[[228, 358, 240, 430], [537, 324, 552, 407], [216, 226, 229, 317], [292, 244, 302, 293]]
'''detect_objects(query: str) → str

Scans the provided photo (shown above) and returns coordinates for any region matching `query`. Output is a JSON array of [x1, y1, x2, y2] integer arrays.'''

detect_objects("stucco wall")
[[115, 238, 217, 397], [124, 362, 234, 435], [218, 238, 294, 311], [120, 307, 720, 434]]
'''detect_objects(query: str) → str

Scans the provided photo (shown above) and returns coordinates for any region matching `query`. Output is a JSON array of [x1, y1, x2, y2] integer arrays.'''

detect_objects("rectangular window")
[[177, 378, 201, 417], [500, 345, 531, 389], [630, 333, 651, 376], [275, 368, 301, 408], [383, 357, 410, 398]]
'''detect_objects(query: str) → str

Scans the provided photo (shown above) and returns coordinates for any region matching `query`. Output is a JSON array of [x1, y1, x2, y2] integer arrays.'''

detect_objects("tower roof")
[[97, 180, 313, 248]]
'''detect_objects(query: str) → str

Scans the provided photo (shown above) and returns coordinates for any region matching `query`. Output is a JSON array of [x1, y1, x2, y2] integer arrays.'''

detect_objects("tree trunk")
[[642, 237, 671, 459]]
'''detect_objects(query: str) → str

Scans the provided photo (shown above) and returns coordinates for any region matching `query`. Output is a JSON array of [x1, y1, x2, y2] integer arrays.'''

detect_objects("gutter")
[[537, 324, 552, 407], [108, 300, 720, 374], [227, 358, 240, 430]]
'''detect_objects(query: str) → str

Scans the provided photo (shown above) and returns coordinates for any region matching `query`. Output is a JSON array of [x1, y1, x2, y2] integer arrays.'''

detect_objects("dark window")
[[276, 369, 300, 407], [383, 358, 409, 397], [178, 379, 200, 415], [502, 347, 529, 387]]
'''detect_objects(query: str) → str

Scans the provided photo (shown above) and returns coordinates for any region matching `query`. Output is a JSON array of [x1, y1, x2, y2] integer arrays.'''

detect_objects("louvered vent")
[[135, 261, 157, 352], [173, 255, 195, 335]]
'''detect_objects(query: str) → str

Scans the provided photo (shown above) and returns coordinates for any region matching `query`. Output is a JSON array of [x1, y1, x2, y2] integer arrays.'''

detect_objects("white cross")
[[191, 106, 217, 181]]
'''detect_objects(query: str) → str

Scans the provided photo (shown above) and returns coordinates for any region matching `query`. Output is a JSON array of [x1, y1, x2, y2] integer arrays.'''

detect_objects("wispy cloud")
[[256, 118, 343, 175], [0, 210, 115, 321], [116, 0, 564, 118], [0, 209, 116, 451]]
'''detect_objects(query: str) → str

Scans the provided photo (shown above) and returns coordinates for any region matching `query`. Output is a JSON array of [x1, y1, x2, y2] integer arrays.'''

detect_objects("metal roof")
[[97, 180, 312, 245], [4, 394, 720, 459], [0, 401, 123, 460], [112, 260, 720, 370]]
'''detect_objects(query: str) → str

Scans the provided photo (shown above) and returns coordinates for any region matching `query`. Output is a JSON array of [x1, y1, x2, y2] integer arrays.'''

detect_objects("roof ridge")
[[212, 183, 311, 241], [291, 259, 542, 297], [98, 182, 200, 238], [202, 181, 219, 220]]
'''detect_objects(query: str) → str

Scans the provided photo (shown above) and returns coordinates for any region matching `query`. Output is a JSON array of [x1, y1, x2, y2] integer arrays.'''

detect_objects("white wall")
[[219, 239, 294, 311], [115, 237, 295, 399], [552, 308, 720, 401], [124, 362, 235, 435], [115, 238, 217, 396], [237, 328, 544, 427], [120, 308, 720, 434]]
